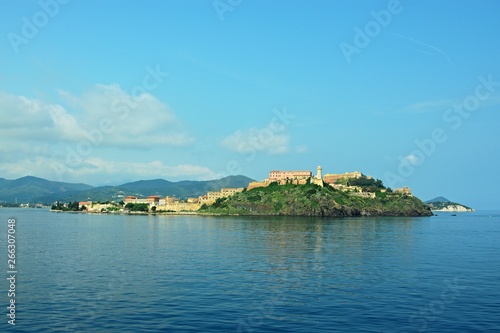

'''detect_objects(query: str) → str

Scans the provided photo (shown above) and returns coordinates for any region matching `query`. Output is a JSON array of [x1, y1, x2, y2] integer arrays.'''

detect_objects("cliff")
[[432, 205, 474, 212], [199, 183, 432, 217]]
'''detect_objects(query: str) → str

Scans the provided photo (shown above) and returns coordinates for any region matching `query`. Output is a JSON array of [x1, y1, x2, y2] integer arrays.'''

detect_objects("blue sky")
[[1, 0, 499, 209]]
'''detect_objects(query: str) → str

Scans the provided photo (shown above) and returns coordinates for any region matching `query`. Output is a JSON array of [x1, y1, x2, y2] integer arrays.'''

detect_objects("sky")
[[1, 0, 499, 209]]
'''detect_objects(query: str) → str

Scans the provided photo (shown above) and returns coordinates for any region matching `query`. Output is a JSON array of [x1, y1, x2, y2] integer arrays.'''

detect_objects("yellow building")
[[199, 187, 245, 204], [267, 170, 312, 182], [395, 187, 412, 196], [124, 196, 149, 204], [323, 171, 363, 184]]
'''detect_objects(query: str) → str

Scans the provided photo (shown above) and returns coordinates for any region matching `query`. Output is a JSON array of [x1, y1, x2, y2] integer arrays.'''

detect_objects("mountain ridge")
[[425, 196, 450, 204], [0, 175, 254, 204]]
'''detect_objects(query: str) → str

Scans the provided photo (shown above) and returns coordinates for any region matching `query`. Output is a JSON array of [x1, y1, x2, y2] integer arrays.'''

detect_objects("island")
[[425, 197, 475, 212], [198, 169, 431, 217], [48, 166, 433, 217]]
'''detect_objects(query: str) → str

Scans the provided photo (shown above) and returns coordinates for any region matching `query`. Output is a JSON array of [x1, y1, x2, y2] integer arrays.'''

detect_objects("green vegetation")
[[347, 176, 385, 191], [124, 203, 149, 212], [198, 182, 432, 217], [0, 203, 21, 208], [51, 201, 83, 212]]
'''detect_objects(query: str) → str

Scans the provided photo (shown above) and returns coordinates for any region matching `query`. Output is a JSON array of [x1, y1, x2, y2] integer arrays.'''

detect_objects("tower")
[[316, 165, 322, 179]]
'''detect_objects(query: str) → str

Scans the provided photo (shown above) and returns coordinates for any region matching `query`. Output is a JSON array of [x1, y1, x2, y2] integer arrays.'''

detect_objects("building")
[[198, 187, 245, 204], [323, 171, 363, 184], [159, 196, 179, 206], [78, 201, 92, 210], [312, 166, 324, 187], [247, 181, 269, 190], [204, 187, 244, 203], [221, 188, 244, 196], [395, 187, 412, 196], [267, 170, 312, 182], [207, 191, 226, 201], [147, 196, 161, 205], [124, 196, 148, 204]]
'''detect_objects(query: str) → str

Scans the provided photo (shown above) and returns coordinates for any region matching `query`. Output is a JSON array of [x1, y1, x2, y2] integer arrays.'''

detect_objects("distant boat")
[[451, 214, 457, 216]]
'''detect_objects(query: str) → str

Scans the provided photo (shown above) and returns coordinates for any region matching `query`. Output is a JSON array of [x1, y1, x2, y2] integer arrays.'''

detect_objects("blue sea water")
[[0, 209, 499, 332]]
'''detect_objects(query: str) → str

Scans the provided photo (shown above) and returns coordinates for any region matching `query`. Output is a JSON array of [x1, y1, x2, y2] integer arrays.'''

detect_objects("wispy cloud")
[[390, 33, 453, 65], [383, 94, 500, 116], [395, 99, 455, 114]]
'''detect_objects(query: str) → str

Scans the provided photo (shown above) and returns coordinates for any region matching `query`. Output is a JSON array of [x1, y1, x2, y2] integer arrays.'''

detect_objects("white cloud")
[[0, 92, 68, 140], [222, 127, 291, 155], [0, 157, 221, 185], [75, 158, 221, 183], [0, 87, 204, 183], [56, 84, 194, 147], [0, 85, 194, 153]]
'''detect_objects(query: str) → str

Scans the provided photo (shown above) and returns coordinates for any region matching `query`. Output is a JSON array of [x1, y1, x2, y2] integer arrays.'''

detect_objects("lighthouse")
[[316, 165, 322, 180]]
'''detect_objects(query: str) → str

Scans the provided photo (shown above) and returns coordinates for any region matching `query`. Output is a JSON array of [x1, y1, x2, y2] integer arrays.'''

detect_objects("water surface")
[[0, 209, 499, 332]]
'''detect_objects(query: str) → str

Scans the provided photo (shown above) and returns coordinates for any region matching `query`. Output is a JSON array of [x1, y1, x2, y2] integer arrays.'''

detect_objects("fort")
[[248, 166, 412, 197]]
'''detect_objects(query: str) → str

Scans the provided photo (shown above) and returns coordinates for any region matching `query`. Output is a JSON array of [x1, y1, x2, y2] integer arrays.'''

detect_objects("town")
[[61, 166, 412, 213]]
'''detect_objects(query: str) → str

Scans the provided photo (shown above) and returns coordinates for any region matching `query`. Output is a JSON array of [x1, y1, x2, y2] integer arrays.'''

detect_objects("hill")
[[0, 175, 255, 204], [0, 176, 93, 204], [425, 197, 474, 212], [425, 196, 450, 204], [199, 182, 432, 217]]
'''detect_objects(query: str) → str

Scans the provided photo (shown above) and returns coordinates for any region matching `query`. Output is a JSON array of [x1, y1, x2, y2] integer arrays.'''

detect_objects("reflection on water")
[[0, 209, 498, 332]]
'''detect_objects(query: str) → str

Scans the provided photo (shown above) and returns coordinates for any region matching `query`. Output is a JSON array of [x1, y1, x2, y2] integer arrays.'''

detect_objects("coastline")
[[48, 209, 432, 218]]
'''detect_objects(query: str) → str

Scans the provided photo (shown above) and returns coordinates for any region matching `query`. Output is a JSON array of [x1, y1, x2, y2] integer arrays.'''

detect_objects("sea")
[[0, 208, 499, 332]]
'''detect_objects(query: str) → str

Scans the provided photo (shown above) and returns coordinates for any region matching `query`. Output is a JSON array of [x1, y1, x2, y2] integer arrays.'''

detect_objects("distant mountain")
[[425, 196, 474, 212], [0, 176, 94, 203], [426, 196, 451, 204], [2, 175, 255, 204]]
